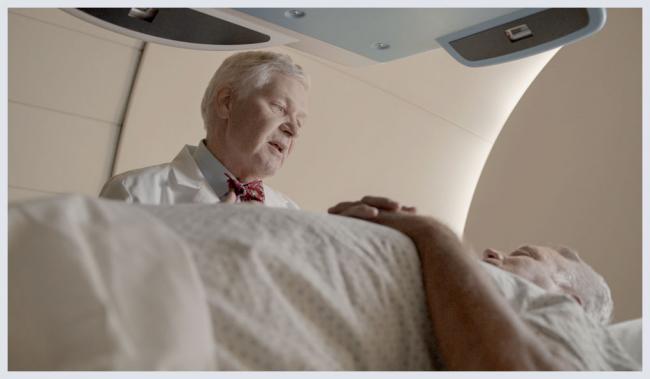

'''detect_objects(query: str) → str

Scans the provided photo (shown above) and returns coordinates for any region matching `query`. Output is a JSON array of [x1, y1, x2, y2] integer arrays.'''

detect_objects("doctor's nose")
[[280, 121, 299, 138], [482, 248, 503, 261]]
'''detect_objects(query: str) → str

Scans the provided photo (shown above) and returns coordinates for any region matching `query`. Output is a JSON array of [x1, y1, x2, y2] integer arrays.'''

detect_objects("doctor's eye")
[[271, 103, 287, 114]]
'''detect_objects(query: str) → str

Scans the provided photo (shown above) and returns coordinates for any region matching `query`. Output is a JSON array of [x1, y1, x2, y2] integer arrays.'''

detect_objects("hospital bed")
[[8, 195, 641, 370]]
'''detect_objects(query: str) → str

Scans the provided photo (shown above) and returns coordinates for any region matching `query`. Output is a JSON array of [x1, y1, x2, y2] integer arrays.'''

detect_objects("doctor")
[[100, 51, 309, 208]]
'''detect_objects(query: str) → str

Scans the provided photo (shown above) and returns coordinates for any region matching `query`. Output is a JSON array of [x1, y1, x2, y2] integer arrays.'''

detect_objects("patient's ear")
[[214, 87, 233, 120], [570, 293, 583, 306], [558, 284, 584, 307], [563, 287, 584, 306]]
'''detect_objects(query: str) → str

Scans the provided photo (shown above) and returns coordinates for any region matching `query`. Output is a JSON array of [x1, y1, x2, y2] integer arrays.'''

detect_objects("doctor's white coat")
[[99, 145, 299, 208]]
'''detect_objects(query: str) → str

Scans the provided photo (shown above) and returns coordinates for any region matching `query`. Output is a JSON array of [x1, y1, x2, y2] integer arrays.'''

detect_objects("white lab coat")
[[99, 145, 299, 208]]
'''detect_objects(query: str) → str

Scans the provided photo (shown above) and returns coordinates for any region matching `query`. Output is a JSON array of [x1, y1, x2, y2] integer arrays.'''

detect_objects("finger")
[[339, 204, 379, 219], [361, 196, 400, 211], [222, 190, 237, 204], [401, 205, 417, 214], [327, 201, 357, 214]]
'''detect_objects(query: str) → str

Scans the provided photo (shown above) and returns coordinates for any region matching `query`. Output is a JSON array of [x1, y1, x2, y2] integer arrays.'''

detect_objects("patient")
[[328, 196, 628, 371]]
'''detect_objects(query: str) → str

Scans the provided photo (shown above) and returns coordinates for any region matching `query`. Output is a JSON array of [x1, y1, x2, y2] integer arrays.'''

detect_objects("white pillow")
[[608, 318, 642, 366]]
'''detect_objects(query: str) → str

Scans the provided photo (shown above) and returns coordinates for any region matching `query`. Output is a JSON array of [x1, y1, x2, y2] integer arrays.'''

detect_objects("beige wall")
[[114, 40, 554, 234], [8, 9, 143, 202], [464, 9, 641, 322]]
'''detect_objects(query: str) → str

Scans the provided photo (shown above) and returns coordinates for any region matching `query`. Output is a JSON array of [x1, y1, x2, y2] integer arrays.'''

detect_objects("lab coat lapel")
[[168, 145, 220, 203], [193, 182, 221, 203]]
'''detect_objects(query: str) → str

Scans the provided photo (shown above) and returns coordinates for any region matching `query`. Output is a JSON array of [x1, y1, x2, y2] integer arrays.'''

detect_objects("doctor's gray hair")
[[552, 246, 614, 324], [201, 51, 310, 131]]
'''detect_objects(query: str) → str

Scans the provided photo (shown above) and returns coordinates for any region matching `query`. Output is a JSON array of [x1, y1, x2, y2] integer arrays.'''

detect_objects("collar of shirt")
[[192, 139, 233, 199]]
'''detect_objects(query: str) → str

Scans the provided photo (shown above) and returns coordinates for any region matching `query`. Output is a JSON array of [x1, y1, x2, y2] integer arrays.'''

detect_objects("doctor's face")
[[481, 245, 580, 292], [210, 73, 308, 182]]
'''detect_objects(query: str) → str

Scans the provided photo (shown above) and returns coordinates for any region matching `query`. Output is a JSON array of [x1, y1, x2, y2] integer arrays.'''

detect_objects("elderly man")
[[329, 196, 638, 371], [100, 51, 309, 208]]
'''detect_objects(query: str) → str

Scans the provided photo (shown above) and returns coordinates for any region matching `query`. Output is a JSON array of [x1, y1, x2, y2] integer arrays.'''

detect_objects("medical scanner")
[[64, 8, 606, 67]]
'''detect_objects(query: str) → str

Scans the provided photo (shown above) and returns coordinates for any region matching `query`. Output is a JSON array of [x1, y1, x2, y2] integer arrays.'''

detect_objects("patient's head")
[[482, 245, 613, 324]]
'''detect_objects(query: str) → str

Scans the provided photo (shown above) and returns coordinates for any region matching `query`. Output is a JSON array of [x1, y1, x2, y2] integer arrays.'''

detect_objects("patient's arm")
[[411, 221, 573, 370], [329, 197, 575, 371]]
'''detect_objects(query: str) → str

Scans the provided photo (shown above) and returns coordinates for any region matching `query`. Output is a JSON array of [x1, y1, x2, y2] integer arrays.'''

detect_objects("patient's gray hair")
[[552, 246, 614, 324], [200, 51, 309, 131]]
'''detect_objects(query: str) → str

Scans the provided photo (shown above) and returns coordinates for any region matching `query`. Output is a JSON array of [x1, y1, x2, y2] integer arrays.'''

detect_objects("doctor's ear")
[[214, 86, 233, 119]]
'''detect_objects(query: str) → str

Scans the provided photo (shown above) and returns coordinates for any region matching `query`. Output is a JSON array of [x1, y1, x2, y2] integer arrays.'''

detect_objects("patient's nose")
[[482, 248, 503, 261]]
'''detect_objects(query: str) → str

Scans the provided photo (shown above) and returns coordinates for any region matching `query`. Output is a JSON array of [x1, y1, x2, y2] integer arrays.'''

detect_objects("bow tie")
[[224, 173, 265, 203]]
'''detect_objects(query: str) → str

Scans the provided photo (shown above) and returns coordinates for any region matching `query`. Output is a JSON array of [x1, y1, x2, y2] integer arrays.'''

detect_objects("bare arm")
[[411, 221, 569, 370], [329, 197, 575, 370]]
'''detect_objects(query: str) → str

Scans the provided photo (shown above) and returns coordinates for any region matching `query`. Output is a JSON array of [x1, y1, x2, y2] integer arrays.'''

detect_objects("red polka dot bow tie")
[[225, 173, 265, 203]]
